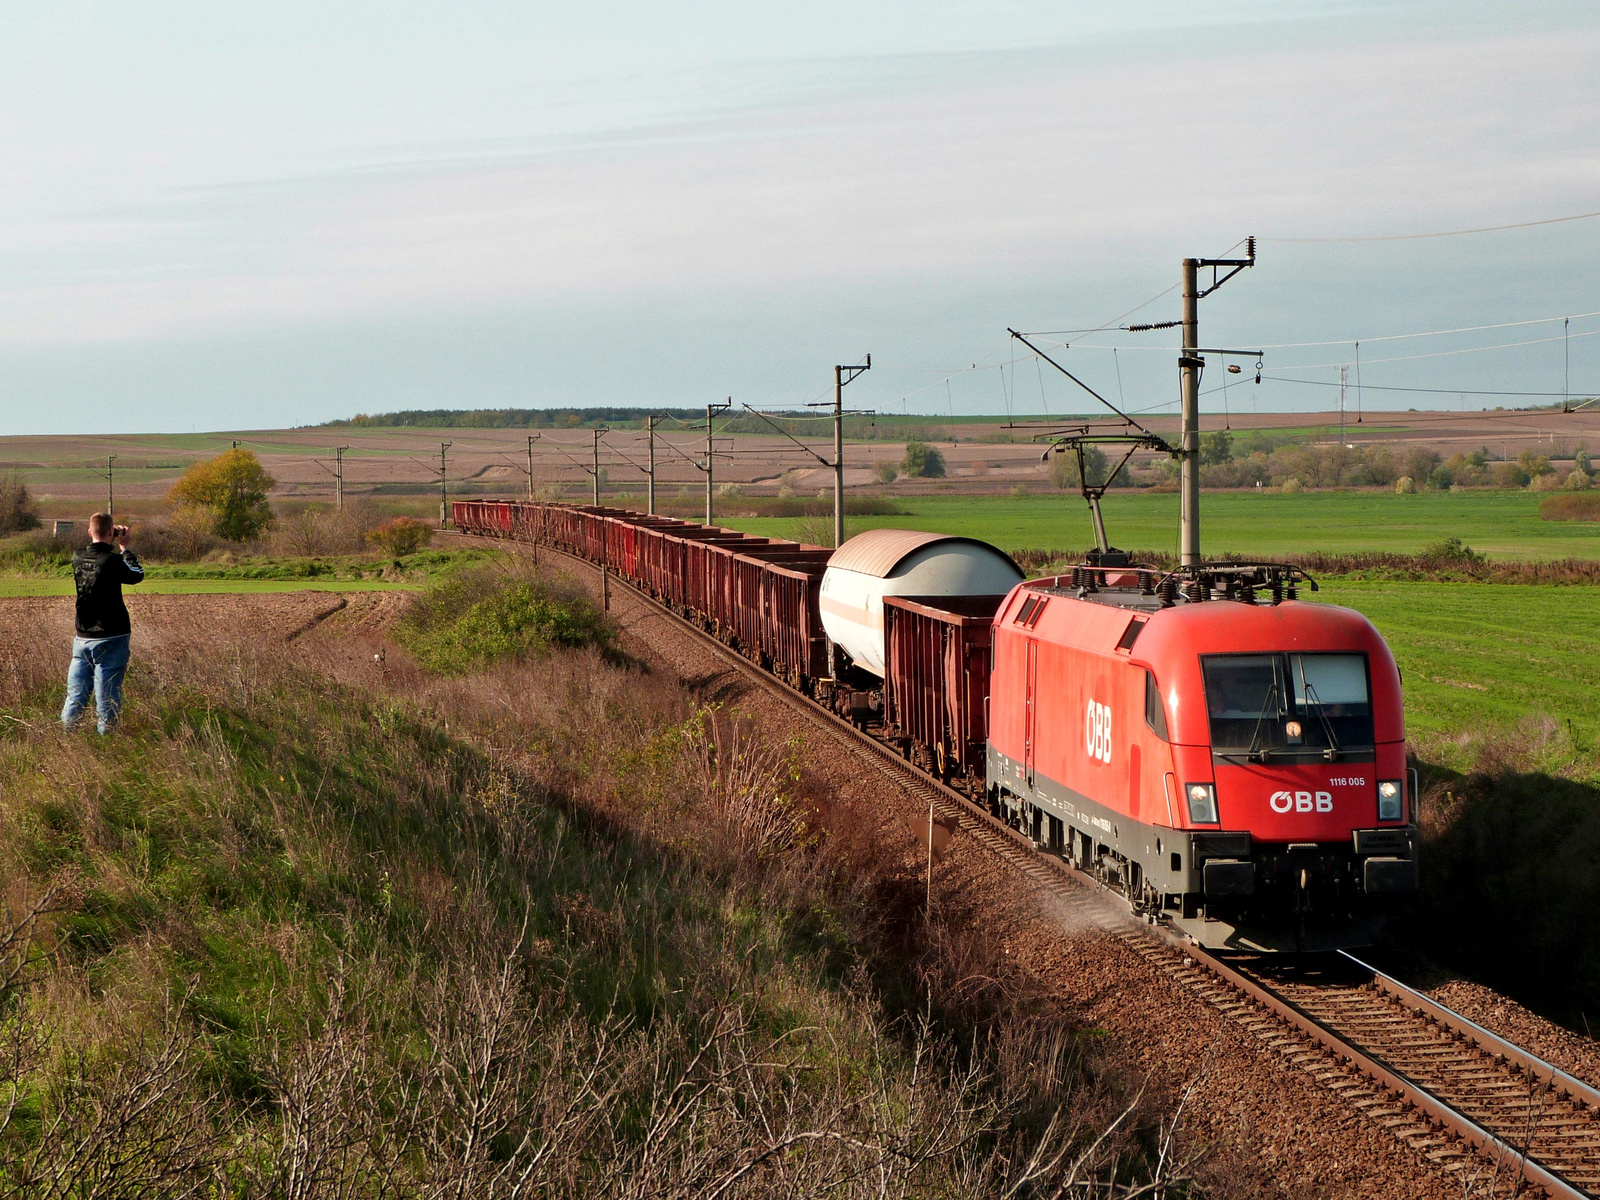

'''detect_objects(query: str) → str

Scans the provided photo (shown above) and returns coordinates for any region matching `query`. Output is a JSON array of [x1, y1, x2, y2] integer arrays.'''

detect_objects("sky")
[[2, 0, 1598, 434]]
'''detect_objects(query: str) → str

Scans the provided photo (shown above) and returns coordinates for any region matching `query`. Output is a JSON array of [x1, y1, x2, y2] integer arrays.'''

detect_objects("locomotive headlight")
[[1284, 720, 1303, 741], [1377, 780, 1403, 821], [1185, 782, 1218, 825]]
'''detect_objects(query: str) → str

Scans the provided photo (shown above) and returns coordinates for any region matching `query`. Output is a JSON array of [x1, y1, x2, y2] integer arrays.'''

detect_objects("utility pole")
[[105, 455, 116, 519], [705, 401, 731, 526], [591, 428, 609, 505], [1178, 241, 1254, 567], [526, 436, 538, 500], [334, 446, 349, 511], [438, 442, 452, 528], [831, 357, 871, 548], [1339, 366, 1348, 446], [646, 415, 657, 515]]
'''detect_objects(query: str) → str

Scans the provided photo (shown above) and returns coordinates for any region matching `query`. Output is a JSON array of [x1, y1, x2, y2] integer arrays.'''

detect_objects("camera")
[[113, 524, 129, 539]]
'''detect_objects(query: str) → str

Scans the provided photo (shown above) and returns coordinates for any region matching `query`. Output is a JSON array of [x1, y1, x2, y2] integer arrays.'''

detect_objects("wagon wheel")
[[935, 742, 948, 780]]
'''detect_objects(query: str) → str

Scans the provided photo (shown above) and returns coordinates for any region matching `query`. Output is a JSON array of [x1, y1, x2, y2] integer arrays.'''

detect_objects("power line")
[[1265, 208, 1600, 243], [1260, 375, 1587, 399]]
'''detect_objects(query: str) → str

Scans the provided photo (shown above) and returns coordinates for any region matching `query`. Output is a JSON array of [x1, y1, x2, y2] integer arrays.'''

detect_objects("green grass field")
[[719, 490, 1600, 560], [1314, 582, 1600, 752]]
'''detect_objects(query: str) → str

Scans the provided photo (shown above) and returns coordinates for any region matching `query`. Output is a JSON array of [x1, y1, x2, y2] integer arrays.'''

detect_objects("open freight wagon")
[[882, 594, 1007, 784]]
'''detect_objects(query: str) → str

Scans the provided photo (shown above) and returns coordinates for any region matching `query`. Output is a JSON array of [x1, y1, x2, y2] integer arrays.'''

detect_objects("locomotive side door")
[[1024, 639, 1039, 790]]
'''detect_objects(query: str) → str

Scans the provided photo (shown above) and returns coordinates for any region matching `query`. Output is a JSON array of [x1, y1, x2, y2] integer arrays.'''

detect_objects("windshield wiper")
[[1243, 682, 1279, 762], [1302, 681, 1343, 759]]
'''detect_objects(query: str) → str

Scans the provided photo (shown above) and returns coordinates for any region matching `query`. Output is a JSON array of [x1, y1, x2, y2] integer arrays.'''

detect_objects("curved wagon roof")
[[828, 529, 1023, 579]]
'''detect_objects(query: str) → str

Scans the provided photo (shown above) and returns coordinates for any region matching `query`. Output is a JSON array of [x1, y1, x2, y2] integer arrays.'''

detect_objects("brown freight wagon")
[[706, 540, 810, 638], [762, 558, 832, 687], [723, 545, 831, 652], [882, 594, 1010, 781], [655, 528, 746, 610]]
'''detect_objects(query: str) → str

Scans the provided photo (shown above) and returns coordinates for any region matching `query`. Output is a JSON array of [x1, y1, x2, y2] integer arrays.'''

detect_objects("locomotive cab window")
[[1144, 671, 1169, 740], [1201, 653, 1373, 754]]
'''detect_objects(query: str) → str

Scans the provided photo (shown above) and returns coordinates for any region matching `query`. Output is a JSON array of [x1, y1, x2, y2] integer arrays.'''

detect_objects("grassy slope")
[[720, 490, 1600, 560], [0, 578, 1141, 1194]]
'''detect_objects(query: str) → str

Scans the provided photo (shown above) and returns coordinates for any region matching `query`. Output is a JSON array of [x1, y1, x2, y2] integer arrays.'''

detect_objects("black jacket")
[[72, 542, 144, 637]]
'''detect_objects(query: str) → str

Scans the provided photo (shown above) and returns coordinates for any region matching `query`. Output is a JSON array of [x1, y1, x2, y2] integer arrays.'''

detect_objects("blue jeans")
[[61, 635, 131, 735]]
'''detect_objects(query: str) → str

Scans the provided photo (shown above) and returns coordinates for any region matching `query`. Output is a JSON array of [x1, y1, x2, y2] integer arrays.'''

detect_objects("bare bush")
[[0, 1004, 227, 1199], [683, 708, 803, 858], [134, 509, 220, 562]]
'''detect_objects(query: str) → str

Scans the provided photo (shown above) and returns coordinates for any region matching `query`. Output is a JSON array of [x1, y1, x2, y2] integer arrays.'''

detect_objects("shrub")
[[1398, 447, 1441, 483], [1281, 477, 1303, 494], [1568, 469, 1593, 491], [1492, 461, 1531, 488], [1421, 536, 1482, 563], [873, 461, 898, 484], [133, 509, 220, 561], [368, 516, 434, 557], [397, 566, 614, 673], [0, 528, 75, 572], [1540, 492, 1600, 522], [0, 472, 40, 534], [1395, 476, 1417, 494], [900, 441, 946, 478], [167, 449, 276, 541], [1518, 449, 1554, 478], [1531, 471, 1568, 493], [1425, 465, 1455, 491]]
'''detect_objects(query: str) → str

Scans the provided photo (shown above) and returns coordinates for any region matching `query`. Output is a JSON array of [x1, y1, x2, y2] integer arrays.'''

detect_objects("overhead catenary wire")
[[1264, 208, 1600, 243]]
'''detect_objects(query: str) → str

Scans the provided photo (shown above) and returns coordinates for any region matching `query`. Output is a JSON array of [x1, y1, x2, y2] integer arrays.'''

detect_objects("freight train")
[[452, 500, 1418, 953]]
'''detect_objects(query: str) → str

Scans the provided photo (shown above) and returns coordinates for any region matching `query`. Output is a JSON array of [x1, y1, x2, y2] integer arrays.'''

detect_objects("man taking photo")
[[62, 512, 144, 734]]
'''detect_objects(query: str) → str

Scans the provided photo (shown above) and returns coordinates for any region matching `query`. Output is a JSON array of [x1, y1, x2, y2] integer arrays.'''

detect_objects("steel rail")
[[465, 525, 1596, 1199]]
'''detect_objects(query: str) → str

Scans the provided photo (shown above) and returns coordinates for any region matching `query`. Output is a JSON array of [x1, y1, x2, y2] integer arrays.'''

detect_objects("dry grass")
[[0, 583, 1216, 1197]]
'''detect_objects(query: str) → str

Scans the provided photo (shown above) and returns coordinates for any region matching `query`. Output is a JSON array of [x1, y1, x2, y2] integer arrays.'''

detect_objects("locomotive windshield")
[[1202, 653, 1373, 754]]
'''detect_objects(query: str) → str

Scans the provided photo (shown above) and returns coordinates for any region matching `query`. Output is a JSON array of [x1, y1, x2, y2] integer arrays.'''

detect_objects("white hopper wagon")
[[819, 529, 1024, 677]]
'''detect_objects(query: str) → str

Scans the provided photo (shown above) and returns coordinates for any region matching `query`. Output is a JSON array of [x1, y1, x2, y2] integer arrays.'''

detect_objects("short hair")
[[88, 513, 114, 538]]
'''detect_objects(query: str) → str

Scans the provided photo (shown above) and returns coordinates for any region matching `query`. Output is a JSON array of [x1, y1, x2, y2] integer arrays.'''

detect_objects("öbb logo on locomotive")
[[1084, 699, 1113, 764], [457, 503, 1419, 957], [1270, 790, 1334, 814]]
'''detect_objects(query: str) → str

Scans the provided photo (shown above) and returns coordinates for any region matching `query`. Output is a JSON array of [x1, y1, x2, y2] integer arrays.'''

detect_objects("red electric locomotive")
[[987, 562, 1418, 953]]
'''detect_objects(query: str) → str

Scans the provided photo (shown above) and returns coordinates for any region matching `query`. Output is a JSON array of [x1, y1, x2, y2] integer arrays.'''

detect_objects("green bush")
[[368, 515, 434, 556], [1421, 536, 1482, 563], [0, 472, 40, 534], [398, 568, 614, 674], [900, 441, 946, 478]]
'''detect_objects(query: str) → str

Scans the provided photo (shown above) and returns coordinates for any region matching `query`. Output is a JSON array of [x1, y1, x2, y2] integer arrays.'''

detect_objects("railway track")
[[504, 534, 1600, 1198]]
